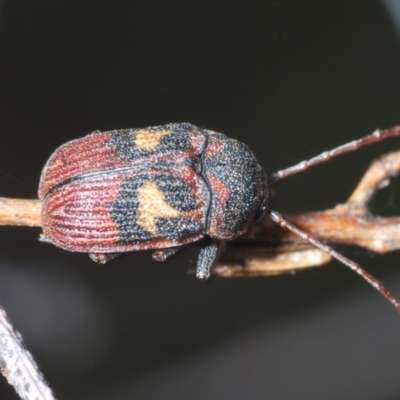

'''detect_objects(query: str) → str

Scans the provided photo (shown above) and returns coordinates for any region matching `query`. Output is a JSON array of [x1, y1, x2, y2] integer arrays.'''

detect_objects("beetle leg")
[[89, 253, 121, 264], [38, 233, 52, 243], [196, 240, 222, 281], [152, 247, 181, 262]]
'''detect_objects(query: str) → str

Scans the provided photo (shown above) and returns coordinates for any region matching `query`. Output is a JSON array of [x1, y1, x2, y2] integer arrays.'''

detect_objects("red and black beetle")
[[37, 123, 400, 311], [39, 123, 268, 279]]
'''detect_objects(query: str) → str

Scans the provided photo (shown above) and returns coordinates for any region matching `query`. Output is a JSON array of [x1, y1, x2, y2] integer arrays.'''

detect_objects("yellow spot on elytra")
[[137, 181, 181, 235], [135, 129, 173, 150]]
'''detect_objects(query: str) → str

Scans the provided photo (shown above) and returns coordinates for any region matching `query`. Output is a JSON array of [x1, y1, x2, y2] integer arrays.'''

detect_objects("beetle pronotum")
[[4, 124, 400, 312]]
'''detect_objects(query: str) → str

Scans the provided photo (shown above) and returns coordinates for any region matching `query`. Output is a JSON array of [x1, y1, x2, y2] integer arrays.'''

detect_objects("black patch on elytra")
[[109, 174, 203, 244], [157, 218, 200, 239], [106, 123, 197, 161], [158, 177, 198, 212]]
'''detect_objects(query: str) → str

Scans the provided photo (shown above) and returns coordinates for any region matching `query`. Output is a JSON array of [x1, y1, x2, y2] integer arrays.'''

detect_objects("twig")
[[0, 307, 56, 400], [0, 198, 41, 227]]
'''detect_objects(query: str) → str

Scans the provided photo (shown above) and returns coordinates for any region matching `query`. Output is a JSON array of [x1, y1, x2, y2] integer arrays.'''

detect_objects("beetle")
[[39, 123, 400, 312], [39, 123, 268, 280]]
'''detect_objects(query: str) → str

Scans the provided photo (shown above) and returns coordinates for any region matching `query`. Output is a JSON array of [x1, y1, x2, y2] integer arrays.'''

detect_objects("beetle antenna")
[[267, 210, 400, 313], [269, 126, 400, 184]]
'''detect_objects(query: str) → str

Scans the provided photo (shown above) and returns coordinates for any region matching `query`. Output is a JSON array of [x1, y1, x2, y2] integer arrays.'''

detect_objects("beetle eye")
[[254, 198, 267, 223]]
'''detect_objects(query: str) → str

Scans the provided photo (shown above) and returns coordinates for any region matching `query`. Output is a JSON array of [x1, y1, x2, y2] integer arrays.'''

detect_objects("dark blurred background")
[[0, 1, 400, 399]]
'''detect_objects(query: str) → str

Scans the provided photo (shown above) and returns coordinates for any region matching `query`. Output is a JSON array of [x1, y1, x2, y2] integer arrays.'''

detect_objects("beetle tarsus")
[[89, 253, 121, 264], [196, 240, 221, 281], [38, 233, 52, 243], [152, 247, 181, 262]]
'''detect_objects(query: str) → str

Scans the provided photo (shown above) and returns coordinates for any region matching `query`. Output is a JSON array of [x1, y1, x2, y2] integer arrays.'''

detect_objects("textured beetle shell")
[[39, 123, 267, 254], [202, 132, 267, 239]]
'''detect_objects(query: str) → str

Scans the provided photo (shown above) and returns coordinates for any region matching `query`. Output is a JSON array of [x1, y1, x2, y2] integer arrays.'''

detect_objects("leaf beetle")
[[39, 123, 268, 280]]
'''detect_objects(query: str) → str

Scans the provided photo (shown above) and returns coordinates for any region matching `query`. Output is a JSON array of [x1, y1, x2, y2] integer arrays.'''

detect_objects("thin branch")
[[0, 306, 56, 400], [0, 198, 41, 227]]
